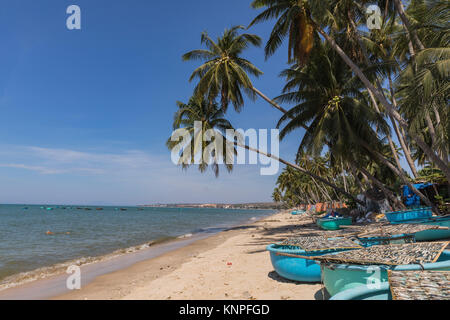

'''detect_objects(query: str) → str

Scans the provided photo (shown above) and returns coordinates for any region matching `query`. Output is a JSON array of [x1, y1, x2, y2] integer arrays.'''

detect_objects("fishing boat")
[[317, 217, 352, 230], [329, 283, 391, 300], [356, 234, 415, 248], [266, 236, 361, 282], [266, 244, 352, 282], [391, 215, 450, 241], [330, 270, 450, 300], [320, 246, 450, 296], [385, 207, 432, 223], [291, 210, 305, 215]]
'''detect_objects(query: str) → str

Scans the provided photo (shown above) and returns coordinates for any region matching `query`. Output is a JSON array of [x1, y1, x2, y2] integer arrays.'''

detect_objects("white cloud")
[[0, 144, 278, 205]]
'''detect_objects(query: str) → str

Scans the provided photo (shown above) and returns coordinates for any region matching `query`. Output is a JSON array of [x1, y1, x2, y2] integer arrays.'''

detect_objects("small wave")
[[177, 233, 193, 239], [0, 236, 177, 292]]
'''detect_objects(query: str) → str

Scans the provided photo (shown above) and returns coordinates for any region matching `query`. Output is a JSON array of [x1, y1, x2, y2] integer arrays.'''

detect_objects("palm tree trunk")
[[425, 110, 437, 148], [314, 24, 450, 181], [388, 76, 419, 177], [252, 87, 289, 114], [350, 166, 365, 193], [359, 140, 436, 210], [235, 142, 365, 206], [392, 0, 425, 51], [353, 163, 405, 210]]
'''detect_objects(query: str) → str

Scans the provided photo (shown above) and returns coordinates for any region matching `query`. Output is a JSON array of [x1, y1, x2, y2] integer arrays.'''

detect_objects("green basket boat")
[[322, 250, 450, 296], [317, 217, 352, 230], [329, 283, 391, 300], [391, 215, 450, 241]]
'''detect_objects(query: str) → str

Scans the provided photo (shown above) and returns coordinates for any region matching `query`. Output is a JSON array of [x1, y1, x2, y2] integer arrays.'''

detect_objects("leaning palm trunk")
[[314, 25, 450, 181], [234, 142, 365, 206], [392, 0, 425, 51], [350, 161, 405, 210], [251, 87, 289, 114], [388, 76, 419, 177], [359, 140, 436, 210]]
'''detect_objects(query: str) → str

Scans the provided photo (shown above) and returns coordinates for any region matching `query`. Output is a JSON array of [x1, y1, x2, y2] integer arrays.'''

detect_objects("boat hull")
[[322, 250, 450, 296], [317, 217, 352, 230], [356, 234, 415, 248], [385, 207, 432, 223], [267, 244, 353, 283], [330, 283, 391, 300], [391, 216, 450, 241]]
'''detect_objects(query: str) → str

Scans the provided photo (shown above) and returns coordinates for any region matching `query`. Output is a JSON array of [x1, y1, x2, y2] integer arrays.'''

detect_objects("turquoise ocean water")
[[0, 204, 275, 287]]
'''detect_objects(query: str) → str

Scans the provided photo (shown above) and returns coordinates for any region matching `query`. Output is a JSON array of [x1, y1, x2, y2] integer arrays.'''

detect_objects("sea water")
[[0, 204, 275, 288]]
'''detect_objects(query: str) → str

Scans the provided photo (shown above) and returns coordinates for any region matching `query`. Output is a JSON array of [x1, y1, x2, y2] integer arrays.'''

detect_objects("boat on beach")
[[267, 244, 353, 282], [317, 217, 352, 230], [385, 207, 433, 223], [291, 210, 306, 215], [391, 215, 450, 241], [355, 234, 416, 248], [329, 282, 391, 300], [267, 236, 362, 282], [319, 244, 450, 296], [330, 269, 450, 300]]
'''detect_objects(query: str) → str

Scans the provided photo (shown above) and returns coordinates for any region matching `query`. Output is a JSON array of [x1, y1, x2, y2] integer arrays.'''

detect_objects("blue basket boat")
[[385, 207, 432, 223], [391, 215, 450, 241], [266, 244, 354, 283], [356, 234, 416, 248], [317, 217, 352, 230], [291, 210, 306, 215], [321, 250, 450, 296]]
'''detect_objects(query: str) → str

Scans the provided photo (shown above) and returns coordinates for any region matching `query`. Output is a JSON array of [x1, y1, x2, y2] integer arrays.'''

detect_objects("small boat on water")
[[317, 217, 352, 230], [385, 207, 432, 223], [391, 215, 450, 241]]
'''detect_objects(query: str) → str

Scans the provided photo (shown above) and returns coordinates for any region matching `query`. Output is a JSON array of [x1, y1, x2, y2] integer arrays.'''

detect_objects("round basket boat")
[[322, 250, 450, 296], [356, 234, 415, 248], [329, 283, 391, 300], [317, 217, 352, 230], [391, 216, 450, 241], [266, 244, 353, 283]]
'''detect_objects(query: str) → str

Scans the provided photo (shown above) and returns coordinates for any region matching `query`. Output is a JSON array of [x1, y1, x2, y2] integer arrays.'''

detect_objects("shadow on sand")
[[267, 271, 330, 300]]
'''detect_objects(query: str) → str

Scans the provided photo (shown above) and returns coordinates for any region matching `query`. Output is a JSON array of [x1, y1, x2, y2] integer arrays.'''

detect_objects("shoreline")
[[57, 210, 323, 300], [0, 211, 279, 300], [0, 209, 323, 300]]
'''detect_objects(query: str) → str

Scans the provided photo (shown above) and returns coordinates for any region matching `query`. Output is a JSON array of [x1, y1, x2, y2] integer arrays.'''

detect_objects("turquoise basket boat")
[[356, 234, 415, 248], [329, 283, 391, 300], [385, 207, 432, 223], [291, 210, 306, 215], [267, 244, 354, 283], [317, 217, 352, 230], [322, 250, 450, 296], [391, 215, 450, 241]]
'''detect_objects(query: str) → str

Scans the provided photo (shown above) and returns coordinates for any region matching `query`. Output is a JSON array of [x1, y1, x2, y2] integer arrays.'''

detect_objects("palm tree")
[[166, 97, 236, 177], [182, 25, 289, 115], [167, 95, 364, 205], [249, 0, 450, 180], [275, 42, 412, 209]]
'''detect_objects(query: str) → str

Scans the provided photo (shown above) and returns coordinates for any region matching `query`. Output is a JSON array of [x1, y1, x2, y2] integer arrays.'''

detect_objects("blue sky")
[[0, 0, 306, 205]]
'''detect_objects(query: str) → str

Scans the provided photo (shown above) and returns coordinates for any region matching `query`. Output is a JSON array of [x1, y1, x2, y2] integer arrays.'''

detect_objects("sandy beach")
[[49, 210, 323, 300]]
